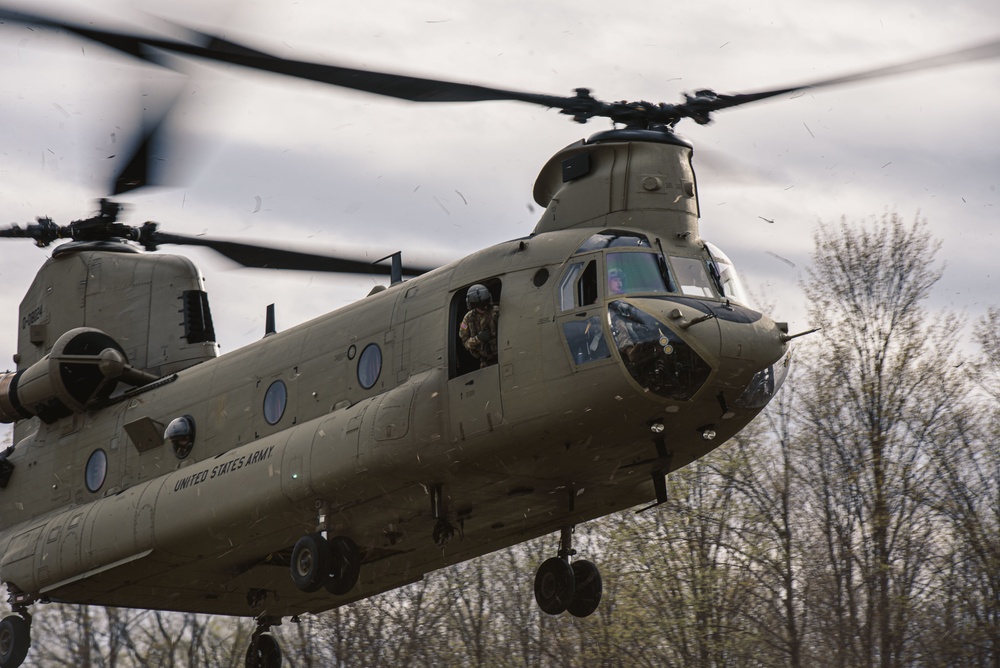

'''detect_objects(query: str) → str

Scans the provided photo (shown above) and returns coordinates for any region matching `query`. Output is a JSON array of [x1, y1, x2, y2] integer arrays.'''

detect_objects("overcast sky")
[[1, 0, 998, 381]]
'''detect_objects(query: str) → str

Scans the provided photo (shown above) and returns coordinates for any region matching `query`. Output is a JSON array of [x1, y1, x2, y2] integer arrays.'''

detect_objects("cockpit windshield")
[[568, 231, 748, 306], [671, 256, 716, 298], [606, 252, 674, 296], [667, 242, 751, 305], [704, 242, 751, 306]]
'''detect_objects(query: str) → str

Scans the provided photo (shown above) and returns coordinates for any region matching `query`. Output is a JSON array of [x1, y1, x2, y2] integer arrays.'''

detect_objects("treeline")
[[3, 213, 997, 667]]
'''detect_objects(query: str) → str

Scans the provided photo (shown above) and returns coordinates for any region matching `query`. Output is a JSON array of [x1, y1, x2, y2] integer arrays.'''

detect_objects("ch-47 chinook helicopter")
[[0, 8, 997, 667]]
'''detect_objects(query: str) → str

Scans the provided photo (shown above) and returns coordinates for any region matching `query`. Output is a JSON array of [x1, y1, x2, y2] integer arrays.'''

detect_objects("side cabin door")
[[447, 279, 503, 441]]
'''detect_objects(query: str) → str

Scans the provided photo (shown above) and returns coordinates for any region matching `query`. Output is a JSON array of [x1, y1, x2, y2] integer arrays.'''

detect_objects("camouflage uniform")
[[609, 301, 636, 361], [460, 305, 499, 367]]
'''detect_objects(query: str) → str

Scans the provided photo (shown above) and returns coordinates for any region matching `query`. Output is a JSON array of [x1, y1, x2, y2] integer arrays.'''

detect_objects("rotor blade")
[[64, 23, 1000, 125], [0, 8, 189, 195], [702, 36, 1000, 114], [0, 6, 169, 65], [4, 5, 998, 127], [789, 37, 1000, 92], [51, 18, 1000, 120], [111, 108, 163, 195], [0, 7, 596, 116], [178, 32, 575, 106], [110, 81, 197, 196], [151, 231, 434, 276]]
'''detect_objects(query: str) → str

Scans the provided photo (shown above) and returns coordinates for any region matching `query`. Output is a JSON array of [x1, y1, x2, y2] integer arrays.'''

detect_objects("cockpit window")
[[736, 350, 791, 408], [608, 300, 712, 400], [705, 242, 751, 306], [575, 231, 652, 254], [670, 256, 716, 298], [562, 316, 611, 365], [606, 252, 674, 296], [559, 260, 598, 310], [559, 263, 583, 310]]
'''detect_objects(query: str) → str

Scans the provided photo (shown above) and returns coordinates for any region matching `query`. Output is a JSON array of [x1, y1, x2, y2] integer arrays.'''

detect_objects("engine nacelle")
[[0, 328, 132, 424]]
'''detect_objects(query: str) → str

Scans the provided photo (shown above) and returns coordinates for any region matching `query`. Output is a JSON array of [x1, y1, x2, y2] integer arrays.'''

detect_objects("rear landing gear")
[[0, 612, 31, 668], [245, 616, 282, 668], [533, 527, 603, 618]]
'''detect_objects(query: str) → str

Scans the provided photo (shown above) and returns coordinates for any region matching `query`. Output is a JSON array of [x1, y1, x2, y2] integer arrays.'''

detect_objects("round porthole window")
[[85, 449, 108, 493], [263, 380, 288, 425], [164, 415, 196, 459], [358, 343, 382, 389]]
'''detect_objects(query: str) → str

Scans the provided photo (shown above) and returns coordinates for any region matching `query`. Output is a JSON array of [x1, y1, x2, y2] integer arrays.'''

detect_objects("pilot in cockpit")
[[608, 268, 626, 295]]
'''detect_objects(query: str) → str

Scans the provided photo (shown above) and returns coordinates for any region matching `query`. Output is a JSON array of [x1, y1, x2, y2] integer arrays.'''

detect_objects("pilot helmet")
[[164, 415, 196, 459]]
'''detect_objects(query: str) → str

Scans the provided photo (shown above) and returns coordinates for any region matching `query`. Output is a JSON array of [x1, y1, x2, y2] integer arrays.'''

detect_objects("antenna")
[[265, 304, 276, 337], [375, 252, 404, 285]]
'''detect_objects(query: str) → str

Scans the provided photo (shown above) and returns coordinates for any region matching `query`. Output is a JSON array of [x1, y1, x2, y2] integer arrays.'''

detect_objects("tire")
[[324, 535, 361, 596], [0, 615, 30, 668], [245, 632, 282, 668], [290, 533, 330, 593], [566, 560, 603, 618], [533, 557, 575, 615]]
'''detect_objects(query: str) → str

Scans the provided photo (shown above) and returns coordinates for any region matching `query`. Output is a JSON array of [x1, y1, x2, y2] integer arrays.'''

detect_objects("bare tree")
[[600, 454, 763, 668], [724, 380, 809, 668], [796, 212, 958, 668], [918, 307, 1000, 667]]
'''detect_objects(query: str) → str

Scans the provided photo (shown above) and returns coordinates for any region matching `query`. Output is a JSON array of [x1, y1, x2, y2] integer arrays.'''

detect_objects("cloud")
[[0, 0, 997, 379]]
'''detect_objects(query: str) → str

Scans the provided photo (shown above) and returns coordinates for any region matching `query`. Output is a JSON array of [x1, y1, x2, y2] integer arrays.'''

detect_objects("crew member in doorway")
[[460, 284, 499, 368]]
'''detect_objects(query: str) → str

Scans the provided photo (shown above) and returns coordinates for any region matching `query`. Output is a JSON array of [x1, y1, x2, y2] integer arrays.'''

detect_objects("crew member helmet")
[[466, 284, 492, 309]]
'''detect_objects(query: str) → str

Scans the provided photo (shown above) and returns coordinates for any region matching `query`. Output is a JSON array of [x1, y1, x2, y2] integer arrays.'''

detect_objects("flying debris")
[[0, 7, 997, 667]]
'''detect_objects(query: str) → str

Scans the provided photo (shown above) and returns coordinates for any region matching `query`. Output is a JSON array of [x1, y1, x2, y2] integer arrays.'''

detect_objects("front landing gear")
[[0, 613, 31, 668], [245, 616, 282, 668], [533, 527, 603, 618], [534, 557, 576, 614], [566, 559, 603, 618]]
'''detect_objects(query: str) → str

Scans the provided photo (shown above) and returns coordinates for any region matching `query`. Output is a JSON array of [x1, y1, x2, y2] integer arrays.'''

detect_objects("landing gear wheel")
[[324, 535, 361, 596], [534, 557, 576, 615], [290, 533, 330, 593], [245, 631, 281, 668], [0, 615, 30, 668], [566, 560, 603, 618]]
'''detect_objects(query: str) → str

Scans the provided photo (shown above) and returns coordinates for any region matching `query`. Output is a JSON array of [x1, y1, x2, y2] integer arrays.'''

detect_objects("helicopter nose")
[[710, 306, 789, 393], [609, 298, 788, 403]]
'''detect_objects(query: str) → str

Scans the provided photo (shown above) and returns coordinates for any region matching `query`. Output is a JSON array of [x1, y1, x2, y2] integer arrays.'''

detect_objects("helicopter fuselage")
[[0, 132, 788, 619]]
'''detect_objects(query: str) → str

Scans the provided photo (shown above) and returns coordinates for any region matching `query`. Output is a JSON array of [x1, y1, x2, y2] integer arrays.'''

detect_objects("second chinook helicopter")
[[0, 7, 997, 668]]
